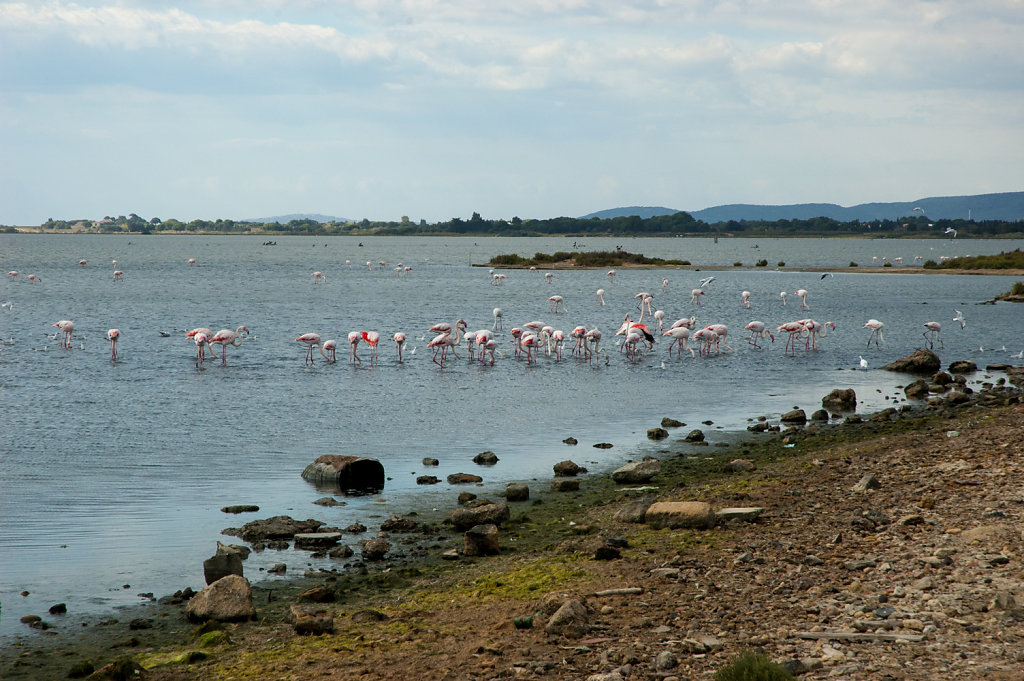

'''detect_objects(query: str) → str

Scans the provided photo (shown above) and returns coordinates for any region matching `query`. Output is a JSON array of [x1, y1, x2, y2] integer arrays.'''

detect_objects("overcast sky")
[[1, 1, 1021, 225]]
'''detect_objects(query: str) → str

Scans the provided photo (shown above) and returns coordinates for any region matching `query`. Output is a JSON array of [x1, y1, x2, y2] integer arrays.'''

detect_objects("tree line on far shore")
[[9, 210, 1023, 238]]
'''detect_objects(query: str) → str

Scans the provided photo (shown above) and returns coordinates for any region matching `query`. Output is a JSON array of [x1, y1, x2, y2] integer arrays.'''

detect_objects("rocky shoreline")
[[3, 358, 1022, 681]]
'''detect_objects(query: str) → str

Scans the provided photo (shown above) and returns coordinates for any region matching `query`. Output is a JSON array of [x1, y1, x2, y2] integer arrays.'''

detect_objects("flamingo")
[[548, 295, 566, 313], [777, 321, 806, 355], [209, 326, 249, 364], [653, 309, 665, 332], [863, 319, 884, 348], [570, 326, 587, 355], [187, 327, 214, 342], [53, 320, 75, 349], [622, 329, 645, 362], [188, 258, 196, 266], [662, 278, 669, 290], [194, 332, 213, 363], [596, 288, 605, 306], [741, 291, 751, 309], [107, 329, 120, 359], [544, 272, 554, 284], [663, 326, 695, 358], [473, 329, 494, 361], [25, 274, 40, 282], [7, 271, 17, 279], [607, 269, 616, 282], [585, 328, 602, 360], [692, 327, 720, 355], [483, 338, 499, 365], [113, 270, 125, 282], [550, 329, 565, 360], [704, 324, 734, 352], [635, 293, 654, 319], [296, 332, 322, 364], [394, 332, 407, 361], [311, 271, 327, 284], [361, 331, 380, 362], [743, 321, 774, 349], [78, 259, 87, 267], [493, 307, 503, 330], [519, 333, 539, 364], [321, 339, 338, 363], [690, 288, 705, 305], [923, 321, 942, 349], [794, 289, 809, 310], [348, 331, 363, 364], [671, 316, 697, 330], [952, 309, 966, 329], [803, 320, 835, 350], [780, 291, 787, 306]]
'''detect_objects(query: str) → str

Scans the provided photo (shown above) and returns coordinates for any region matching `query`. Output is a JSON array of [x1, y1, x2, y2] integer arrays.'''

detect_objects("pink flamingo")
[[107, 328, 120, 359], [741, 291, 751, 309], [692, 327, 720, 355], [509, 327, 523, 358], [427, 332, 450, 366], [321, 339, 338, 363], [393, 332, 407, 361], [209, 326, 249, 364], [548, 295, 566, 313], [188, 258, 196, 266], [596, 288, 605, 306], [653, 309, 665, 332], [187, 327, 214, 343], [570, 326, 587, 355], [607, 269, 616, 282], [704, 324, 734, 352], [361, 331, 380, 362], [743, 321, 774, 349], [622, 329, 645, 361], [663, 326, 695, 358], [311, 271, 326, 284], [483, 338, 499, 365], [493, 308, 503, 330], [803, 320, 835, 350], [296, 332, 322, 364], [635, 292, 654, 319], [544, 272, 554, 284], [777, 321, 806, 355], [794, 289, 809, 310], [585, 328, 602, 360], [671, 316, 697, 330], [348, 331, 363, 364], [113, 270, 124, 282], [690, 288, 705, 305], [26, 274, 40, 283], [863, 319, 884, 348], [520, 332, 540, 363], [8, 271, 18, 279], [550, 329, 565, 360], [53, 320, 75, 348], [779, 291, 787, 307], [923, 321, 942, 349], [78, 260, 87, 267], [194, 332, 212, 363]]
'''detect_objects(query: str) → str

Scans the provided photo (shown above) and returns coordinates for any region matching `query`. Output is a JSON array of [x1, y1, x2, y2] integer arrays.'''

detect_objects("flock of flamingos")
[[11, 258, 973, 368]]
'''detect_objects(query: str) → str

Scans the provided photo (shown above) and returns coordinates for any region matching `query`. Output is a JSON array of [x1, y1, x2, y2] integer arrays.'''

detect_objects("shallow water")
[[1, 234, 1022, 638]]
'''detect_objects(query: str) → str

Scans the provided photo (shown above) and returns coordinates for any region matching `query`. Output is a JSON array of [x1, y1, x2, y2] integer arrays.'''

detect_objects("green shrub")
[[733, 261, 743, 267], [777, 261, 785, 267], [849, 261, 858, 267], [883, 262, 892, 267], [756, 259, 768, 267], [1010, 281, 1024, 295], [714, 651, 794, 681]]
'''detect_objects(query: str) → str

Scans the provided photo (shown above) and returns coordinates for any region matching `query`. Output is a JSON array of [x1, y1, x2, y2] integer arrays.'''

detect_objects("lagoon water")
[[1, 234, 1022, 639]]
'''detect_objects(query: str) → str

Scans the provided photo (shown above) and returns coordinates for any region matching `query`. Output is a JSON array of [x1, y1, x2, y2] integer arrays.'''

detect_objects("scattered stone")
[[463, 524, 500, 556], [416, 475, 440, 485], [852, 474, 881, 491], [297, 585, 336, 603], [593, 544, 621, 561], [361, 537, 391, 561], [551, 478, 580, 492], [947, 390, 971, 405], [380, 515, 418, 532], [611, 458, 661, 483], [593, 442, 613, 449], [457, 492, 478, 505], [932, 370, 953, 385], [48, 603, 67, 615], [747, 421, 770, 433], [871, 407, 897, 421], [647, 427, 669, 440], [684, 429, 705, 442], [844, 559, 877, 570], [563, 437, 578, 445], [287, 605, 335, 635], [554, 460, 587, 476], [230, 516, 325, 543], [221, 505, 259, 514], [661, 417, 685, 428], [822, 388, 857, 412], [300, 455, 385, 492], [185, 574, 256, 623], [422, 457, 439, 466], [781, 408, 807, 424], [473, 451, 499, 465], [725, 458, 756, 472], [810, 409, 830, 421], [645, 501, 716, 529], [450, 502, 510, 530], [883, 348, 941, 374], [344, 522, 367, 534], [328, 545, 354, 559], [267, 563, 287, 574], [313, 497, 344, 507], [614, 497, 655, 524], [203, 546, 244, 585], [448, 473, 483, 484], [904, 379, 930, 399], [545, 598, 591, 637], [293, 532, 343, 549], [716, 507, 764, 523], [948, 360, 977, 374], [505, 483, 530, 502]]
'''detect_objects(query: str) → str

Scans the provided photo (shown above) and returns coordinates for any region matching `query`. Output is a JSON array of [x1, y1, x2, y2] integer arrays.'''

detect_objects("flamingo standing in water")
[[7, 271, 17, 279], [663, 326, 695, 358], [596, 288, 605, 306], [703, 324, 734, 352], [780, 291, 787, 307], [520, 332, 540, 363], [53, 320, 75, 348], [803, 320, 835, 350], [209, 326, 249, 364], [690, 288, 705, 305], [194, 332, 213, 363], [321, 339, 338, 363], [78, 260, 87, 267], [741, 291, 751, 309], [743, 321, 774, 349], [26, 273, 41, 283], [692, 327, 720, 355], [794, 289, 809, 310], [585, 328, 602, 360], [348, 331, 363, 364], [492, 308, 503, 330], [777, 321, 806, 355], [361, 331, 380, 362], [863, 319, 884, 348], [188, 258, 196, 266], [311, 271, 326, 284], [107, 328, 120, 359], [296, 332, 322, 364], [607, 269, 616, 282], [548, 295, 566, 313], [394, 332, 407, 361], [113, 270, 124, 282], [653, 309, 665, 332], [570, 326, 587, 355], [923, 321, 942, 349]]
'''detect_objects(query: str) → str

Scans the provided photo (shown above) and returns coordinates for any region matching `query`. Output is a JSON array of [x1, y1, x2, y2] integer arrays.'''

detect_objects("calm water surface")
[[2, 235, 1022, 639]]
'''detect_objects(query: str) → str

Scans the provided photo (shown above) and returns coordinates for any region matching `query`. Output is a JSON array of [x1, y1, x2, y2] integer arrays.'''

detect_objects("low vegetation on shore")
[[923, 248, 1024, 270], [488, 250, 692, 268]]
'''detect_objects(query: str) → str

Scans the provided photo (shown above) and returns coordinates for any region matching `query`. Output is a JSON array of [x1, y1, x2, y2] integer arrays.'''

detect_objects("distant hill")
[[243, 213, 348, 224], [583, 192, 1024, 223]]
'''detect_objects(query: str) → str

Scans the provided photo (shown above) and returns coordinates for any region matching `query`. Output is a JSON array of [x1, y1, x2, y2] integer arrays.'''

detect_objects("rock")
[[822, 388, 857, 412], [947, 390, 971, 405], [422, 457, 439, 466], [725, 458, 756, 472], [647, 427, 669, 440], [67, 659, 95, 678], [810, 409, 830, 421], [684, 429, 705, 442], [287, 604, 335, 635], [645, 501, 716, 529], [344, 522, 367, 533], [883, 348, 941, 374], [653, 650, 678, 670], [614, 497, 655, 524], [268, 563, 287, 574], [312, 497, 344, 507], [716, 507, 764, 523], [185, 574, 256, 623], [593, 442, 613, 449], [361, 537, 391, 561], [948, 360, 977, 374], [457, 492, 478, 505], [990, 591, 1018, 611], [551, 478, 580, 492], [505, 483, 530, 502], [203, 549, 243, 585], [747, 421, 769, 432], [450, 502, 510, 530], [871, 407, 897, 422], [221, 505, 259, 514], [852, 474, 881, 491], [661, 417, 685, 428], [781, 408, 807, 424], [473, 451, 499, 465], [932, 370, 953, 385], [554, 460, 586, 476], [448, 473, 483, 484], [904, 379, 930, 399], [545, 598, 591, 637], [380, 515, 418, 532], [563, 436, 578, 445], [463, 524, 500, 556], [611, 459, 661, 484], [593, 544, 621, 560], [294, 532, 343, 549], [231, 515, 325, 543], [416, 475, 440, 485], [328, 545, 354, 559], [297, 585, 335, 603], [48, 603, 66, 615], [300, 455, 385, 492]]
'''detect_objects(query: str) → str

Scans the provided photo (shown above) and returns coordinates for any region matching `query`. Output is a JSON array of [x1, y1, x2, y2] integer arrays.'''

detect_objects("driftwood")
[[795, 631, 924, 643], [593, 587, 644, 597]]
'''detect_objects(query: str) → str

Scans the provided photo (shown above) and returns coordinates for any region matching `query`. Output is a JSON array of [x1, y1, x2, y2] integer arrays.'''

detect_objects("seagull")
[[1012, 349, 1023, 360], [0, 301, 12, 311], [952, 309, 966, 329], [945, 227, 957, 238], [698, 276, 716, 288], [859, 356, 868, 369], [820, 272, 834, 280]]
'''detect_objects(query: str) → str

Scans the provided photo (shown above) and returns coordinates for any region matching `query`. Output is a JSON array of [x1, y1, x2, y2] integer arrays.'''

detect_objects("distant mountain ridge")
[[581, 192, 1024, 222], [244, 213, 348, 223]]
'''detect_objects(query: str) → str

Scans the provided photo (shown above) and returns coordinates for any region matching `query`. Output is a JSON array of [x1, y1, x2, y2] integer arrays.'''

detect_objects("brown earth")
[[4, 380, 1023, 681]]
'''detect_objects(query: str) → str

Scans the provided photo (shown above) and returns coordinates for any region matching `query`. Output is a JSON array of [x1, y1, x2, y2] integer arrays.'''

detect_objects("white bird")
[[0, 301, 12, 311], [859, 356, 868, 369], [945, 227, 957, 238], [820, 272, 834, 280], [952, 309, 966, 329], [1012, 349, 1023, 359], [699, 276, 716, 288]]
